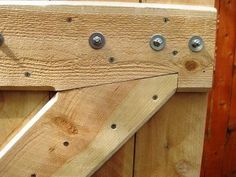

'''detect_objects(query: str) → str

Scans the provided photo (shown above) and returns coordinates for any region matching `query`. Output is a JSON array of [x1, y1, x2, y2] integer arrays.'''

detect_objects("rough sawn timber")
[[0, 74, 177, 177], [0, 1, 216, 91]]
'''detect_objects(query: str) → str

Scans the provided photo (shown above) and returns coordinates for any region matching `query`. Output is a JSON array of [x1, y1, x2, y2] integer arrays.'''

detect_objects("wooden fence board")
[[133, 1, 214, 177], [0, 1, 216, 177], [0, 91, 49, 147], [134, 93, 208, 177], [92, 137, 134, 177], [0, 74, 177, 177], [0, 1, 216, 91], [141, 0, 214, 6]]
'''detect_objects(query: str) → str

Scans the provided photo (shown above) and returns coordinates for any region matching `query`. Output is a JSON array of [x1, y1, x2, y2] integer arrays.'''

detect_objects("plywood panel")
[[134, 93, 208, 177]]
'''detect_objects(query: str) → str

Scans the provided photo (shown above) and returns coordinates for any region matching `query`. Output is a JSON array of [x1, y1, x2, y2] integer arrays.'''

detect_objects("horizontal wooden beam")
[[0, 1, 216, 91], [0, 74, 177, 177]]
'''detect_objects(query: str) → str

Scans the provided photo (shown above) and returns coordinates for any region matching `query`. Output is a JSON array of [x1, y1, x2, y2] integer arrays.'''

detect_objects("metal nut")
[[89, 32, 105, 49], [189, 36, 204, 52], [150, 35, 166, 51]]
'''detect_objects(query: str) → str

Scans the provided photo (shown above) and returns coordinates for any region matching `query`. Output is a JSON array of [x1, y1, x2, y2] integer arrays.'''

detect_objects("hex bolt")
[[89, 32, 105, 49], [150, 35, 166, 51], [93, 36, 102, 46], [153, 38, 163, 48], [0, 33, 4, 46], [191, 39, 201, 48], [189, 36, 204, 52]]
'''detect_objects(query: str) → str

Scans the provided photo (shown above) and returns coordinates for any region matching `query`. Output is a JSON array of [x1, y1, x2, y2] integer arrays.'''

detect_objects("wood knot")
[[175, 160, 198, 177], [184, 60, 198, 71], [52, 117, 78, 135]]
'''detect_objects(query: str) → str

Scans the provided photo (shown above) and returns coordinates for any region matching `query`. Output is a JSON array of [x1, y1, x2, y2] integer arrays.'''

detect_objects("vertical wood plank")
[[134, 1, 214, 177], [91, 0, 140, 175], [92, 137, 134, 177], [222, 49, 236, 176], [134, 93, 208, 177], [0, 91, 49, 146]]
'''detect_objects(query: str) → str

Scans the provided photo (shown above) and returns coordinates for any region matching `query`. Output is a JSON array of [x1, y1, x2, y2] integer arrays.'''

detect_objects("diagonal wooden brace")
[[0, 74, 177, 177]]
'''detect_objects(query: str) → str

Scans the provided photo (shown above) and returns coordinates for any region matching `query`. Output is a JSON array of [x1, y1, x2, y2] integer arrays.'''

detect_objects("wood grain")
[[133, 0, 215, 177], [0, 74, 177, 177], [141, 0, 214, 6], [134, 93, 208, 177], [0, 1, 216, 91], [201, 0, 236, 177], [92, 137, 134, 177], [0, 91, 49, 146]]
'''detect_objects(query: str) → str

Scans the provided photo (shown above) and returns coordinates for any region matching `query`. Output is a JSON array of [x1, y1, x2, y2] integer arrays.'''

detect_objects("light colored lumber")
[[0, 1, 216, 91], [0, 91, 49, 146], [54, 0, 139, 2], [92, 137, 135, 177], [134, 93, 208, 177], [0, 74, 177, 177], [93, 0, 215, 175], [141, 0, 214, 6]]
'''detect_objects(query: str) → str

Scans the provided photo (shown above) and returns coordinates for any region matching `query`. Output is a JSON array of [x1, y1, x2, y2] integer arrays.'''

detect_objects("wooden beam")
[[141, 0, 214, 6], [0, 1, 216, 91], [0, 74, 177, 177]]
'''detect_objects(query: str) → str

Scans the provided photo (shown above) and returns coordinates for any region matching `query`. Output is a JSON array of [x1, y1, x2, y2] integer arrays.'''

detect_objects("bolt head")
[[89, 32, 105, 49], [153, 38, 163, 47], [150, 35, 166, 51], [92, 36, 102, 45], [189, 36, 204, 52], [191, 39, 201, 48]]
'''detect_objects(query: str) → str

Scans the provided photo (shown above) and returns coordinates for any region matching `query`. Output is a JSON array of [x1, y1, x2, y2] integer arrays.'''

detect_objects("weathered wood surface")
[[0, 74, 177, 177], [201, 0, 236, 177], [0, 1, 216, 91]]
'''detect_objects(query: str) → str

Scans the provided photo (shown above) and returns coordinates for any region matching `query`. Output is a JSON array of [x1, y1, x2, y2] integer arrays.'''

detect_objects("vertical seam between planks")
[[132, 134, 137, 177]]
